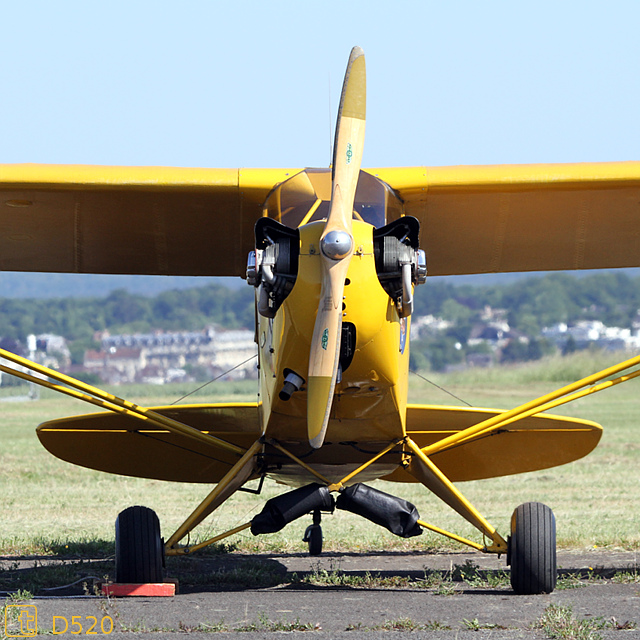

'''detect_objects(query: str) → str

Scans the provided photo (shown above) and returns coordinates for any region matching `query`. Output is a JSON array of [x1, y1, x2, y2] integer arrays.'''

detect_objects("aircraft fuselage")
[[253, 169, 413, 484]]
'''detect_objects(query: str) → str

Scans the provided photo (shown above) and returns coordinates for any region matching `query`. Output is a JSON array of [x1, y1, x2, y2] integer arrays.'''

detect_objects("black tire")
[[305, 524, 323, 556], [509, 502, 556, 595], [115, 506, 164, 583]]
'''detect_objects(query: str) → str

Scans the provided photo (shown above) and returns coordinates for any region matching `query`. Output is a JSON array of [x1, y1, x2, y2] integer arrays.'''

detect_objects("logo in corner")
[[5, 605, 37, 637]]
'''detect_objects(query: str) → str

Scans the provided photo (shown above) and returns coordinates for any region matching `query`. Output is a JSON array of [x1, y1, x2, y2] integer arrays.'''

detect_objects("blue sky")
[[1, 1, 639, 295], [2, 0, 639, 169]]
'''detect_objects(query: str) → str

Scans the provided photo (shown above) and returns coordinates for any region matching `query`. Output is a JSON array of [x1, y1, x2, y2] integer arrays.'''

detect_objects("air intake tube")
[[336, 483, 422, 538], [251, 483, 335, 535]]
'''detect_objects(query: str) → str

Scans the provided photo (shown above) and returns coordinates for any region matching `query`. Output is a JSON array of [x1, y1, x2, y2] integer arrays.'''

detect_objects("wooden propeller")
[[307, 47, 366, 448]]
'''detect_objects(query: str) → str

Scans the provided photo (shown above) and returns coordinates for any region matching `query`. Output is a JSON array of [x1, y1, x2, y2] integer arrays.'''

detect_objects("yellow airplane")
[[1, 47, 639, 595]]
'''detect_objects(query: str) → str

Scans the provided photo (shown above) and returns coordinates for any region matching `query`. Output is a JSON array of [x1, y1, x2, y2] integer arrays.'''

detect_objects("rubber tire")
[[509, 502, 556, 595], [307, 524, 323, 556], [115, 506, 164, 583]]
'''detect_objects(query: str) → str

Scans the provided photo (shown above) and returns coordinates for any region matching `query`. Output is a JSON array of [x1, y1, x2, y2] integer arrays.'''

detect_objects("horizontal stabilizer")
[[37, 403, 260, 483], [382, 404, 602, 483]]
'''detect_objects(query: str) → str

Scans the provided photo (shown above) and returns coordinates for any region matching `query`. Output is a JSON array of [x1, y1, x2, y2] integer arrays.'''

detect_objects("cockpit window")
[[262, 169, 403, 229]]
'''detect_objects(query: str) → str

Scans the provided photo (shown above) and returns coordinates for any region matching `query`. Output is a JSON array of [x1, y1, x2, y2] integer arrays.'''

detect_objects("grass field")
[[0, 351, 638, 557]]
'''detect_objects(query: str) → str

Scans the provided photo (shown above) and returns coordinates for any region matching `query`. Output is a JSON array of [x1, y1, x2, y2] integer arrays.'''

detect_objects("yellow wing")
[[2, 161, 639, 278], [0, 164, 297, 276], [373, 162, 640, 275]]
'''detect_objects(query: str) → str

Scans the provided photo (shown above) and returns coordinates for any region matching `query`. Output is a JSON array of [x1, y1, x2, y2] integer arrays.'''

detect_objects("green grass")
[[418, 350, 634, 388], [463, 618, 507, 631], [347, 618, 453, 632], [295, 563, 419, 589], [118, 616, 320, 634], [535, 604, 636, 639], [294, 559, 511, 591], [407, 352, 640, 551], [233, 612, 319, 633], [0, 351, 639, 558]]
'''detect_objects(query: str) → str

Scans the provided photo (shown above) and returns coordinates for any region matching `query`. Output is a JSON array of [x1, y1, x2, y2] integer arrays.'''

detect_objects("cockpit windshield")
[[262, 169, 404, 229]]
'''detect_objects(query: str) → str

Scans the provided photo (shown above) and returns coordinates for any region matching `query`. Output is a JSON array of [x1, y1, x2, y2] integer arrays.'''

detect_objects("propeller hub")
[[321, 230, 353, 260]]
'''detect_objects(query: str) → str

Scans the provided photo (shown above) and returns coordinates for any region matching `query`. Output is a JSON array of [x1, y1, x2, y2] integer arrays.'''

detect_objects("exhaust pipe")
[[279, 369, 305, 401]]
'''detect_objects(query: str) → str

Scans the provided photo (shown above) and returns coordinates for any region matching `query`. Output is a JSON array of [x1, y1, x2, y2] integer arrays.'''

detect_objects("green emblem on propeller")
[[346, 143, 353, 164]]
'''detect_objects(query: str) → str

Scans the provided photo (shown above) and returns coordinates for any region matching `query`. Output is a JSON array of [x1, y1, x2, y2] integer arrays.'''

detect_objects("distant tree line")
[[0, 271, 638, 367], [414, 271, 640, 332], [410, 271, 640, 371]]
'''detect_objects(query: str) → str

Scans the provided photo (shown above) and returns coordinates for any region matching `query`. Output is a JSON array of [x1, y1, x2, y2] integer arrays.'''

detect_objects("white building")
[[87, 326, 257, 384]]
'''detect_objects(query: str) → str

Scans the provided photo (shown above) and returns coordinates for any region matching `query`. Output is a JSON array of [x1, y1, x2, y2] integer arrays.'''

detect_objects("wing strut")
[[0, 347, 246, 456], [418, 351, 640, 457]]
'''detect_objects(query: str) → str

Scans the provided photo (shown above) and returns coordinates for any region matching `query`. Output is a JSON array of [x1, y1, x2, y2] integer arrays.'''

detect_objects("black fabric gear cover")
[[251, 483, 334, 535], [335, 483, 422, 538]]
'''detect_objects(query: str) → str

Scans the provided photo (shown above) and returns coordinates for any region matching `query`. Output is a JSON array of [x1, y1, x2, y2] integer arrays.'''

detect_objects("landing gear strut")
[[303, 509, 323, 556]]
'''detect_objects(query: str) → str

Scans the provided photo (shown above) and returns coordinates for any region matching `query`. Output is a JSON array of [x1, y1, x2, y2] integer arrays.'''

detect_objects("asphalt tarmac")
[[6, 550, 640, 638]]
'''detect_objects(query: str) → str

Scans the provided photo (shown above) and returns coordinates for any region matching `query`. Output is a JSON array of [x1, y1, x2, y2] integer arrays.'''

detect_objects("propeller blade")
[[308, 47, 366, 449]]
